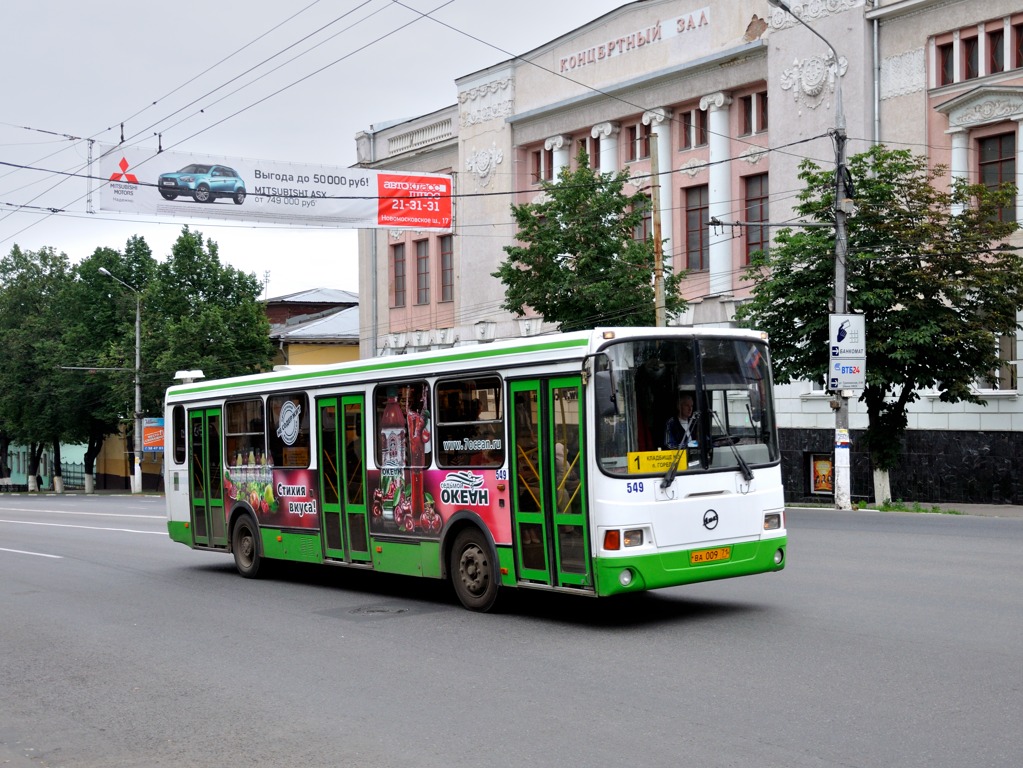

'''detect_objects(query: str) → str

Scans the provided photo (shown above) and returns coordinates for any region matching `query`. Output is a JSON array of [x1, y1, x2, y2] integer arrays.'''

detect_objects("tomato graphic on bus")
[[368, 468, 510, 543]]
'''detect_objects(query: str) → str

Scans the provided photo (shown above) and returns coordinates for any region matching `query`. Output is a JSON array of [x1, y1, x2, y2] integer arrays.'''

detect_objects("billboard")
[[143, 417, 164, 453], [97, 145, 451, 230]]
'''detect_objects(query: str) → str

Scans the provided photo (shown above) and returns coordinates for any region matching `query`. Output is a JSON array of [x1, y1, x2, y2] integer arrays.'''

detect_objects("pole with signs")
[[828, 313, 865, 509]]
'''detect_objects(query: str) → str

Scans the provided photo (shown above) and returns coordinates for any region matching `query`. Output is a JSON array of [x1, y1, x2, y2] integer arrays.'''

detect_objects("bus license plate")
[[690, 546, 731, 565]]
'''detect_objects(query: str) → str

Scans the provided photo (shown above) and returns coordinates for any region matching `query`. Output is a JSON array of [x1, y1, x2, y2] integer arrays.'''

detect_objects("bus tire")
[[232, 514, 262, 578], [450, 528, 499, 612]]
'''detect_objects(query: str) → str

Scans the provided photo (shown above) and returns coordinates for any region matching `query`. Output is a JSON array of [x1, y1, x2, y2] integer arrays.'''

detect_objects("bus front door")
[[188, 408, 226, 548], [510, 378, 591, 589], [317, 396, 371, 563]]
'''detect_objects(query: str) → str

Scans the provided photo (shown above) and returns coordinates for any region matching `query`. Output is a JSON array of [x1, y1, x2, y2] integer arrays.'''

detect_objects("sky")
[[1, 0, 627, 299]]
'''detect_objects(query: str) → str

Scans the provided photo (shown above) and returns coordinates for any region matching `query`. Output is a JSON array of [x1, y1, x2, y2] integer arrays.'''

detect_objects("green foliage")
[[737, 144, 1023, 470], [147, 227, 274, 384], [493, 150, 686, 330], [0, 245, 74, 461], [0, 227, 275, 467]]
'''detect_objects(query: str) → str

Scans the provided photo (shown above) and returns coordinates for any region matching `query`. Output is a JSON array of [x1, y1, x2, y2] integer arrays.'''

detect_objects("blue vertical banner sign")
[[828, 313, 866, 390]]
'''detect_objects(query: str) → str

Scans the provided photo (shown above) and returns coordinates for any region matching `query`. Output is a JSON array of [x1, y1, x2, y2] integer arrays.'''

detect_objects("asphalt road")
[[1, 495, 1021, 767]]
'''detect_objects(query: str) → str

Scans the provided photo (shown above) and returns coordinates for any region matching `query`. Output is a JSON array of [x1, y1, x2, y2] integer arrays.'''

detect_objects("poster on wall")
[[98, 145, 451, 230], [811, 454, 834, 495]]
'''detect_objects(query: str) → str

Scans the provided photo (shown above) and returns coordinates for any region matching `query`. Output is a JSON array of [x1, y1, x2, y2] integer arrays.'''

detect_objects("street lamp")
[[99, 267, 143, 495], [768, 0, 852, 510]]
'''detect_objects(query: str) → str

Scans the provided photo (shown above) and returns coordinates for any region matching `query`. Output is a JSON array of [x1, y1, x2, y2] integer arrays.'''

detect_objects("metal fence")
[[59, 461, 93, 490]]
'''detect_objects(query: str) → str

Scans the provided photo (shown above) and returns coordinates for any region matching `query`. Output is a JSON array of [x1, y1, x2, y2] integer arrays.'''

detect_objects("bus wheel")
[[450, 529, 498, 612], [232, 515, 262, 578]]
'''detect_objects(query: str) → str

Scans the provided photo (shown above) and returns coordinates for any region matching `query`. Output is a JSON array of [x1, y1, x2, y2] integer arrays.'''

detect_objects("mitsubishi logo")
[[110, 157, 139, 183], [703, 509, 719, 530]]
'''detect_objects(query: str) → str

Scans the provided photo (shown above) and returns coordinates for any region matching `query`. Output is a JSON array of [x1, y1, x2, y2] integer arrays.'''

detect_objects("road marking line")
[[0, 546, 63, 559], [0, 507, 163, 519], [0, 519, 165, 535]]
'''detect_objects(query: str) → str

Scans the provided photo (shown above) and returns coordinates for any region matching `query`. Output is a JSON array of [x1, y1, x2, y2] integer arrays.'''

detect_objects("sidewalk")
[[790, 502, 1023, 519]]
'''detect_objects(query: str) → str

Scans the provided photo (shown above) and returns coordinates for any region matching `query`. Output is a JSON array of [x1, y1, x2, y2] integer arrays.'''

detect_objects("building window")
[[530, 149, 542, 184], [633, 195, 652, 242], [684, 185, 709, 271], [392, 243, 406, 308], [680, 109, 708, 150], [740, 96, 754, 136], [576, 136, 600, 169], [415, 240, 430, 305], [938, 42, 954, 85], [543, 147, 554, 180], [963, 36, 979, 80], [979, 334, 1018, 391], [744, 174, 769, 264], [740, 92, 767, 136], [627, 122, 651, 161], [979, 133, 1016, 222], [440, 235, 453, 303], [1016, 24, 1023, 68], [989, 28, 1005, 73]]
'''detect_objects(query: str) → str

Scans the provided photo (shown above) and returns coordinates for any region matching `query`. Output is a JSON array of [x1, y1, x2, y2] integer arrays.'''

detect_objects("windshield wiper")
[[710, 410, 754, 482], [660, 443, 686, 489]]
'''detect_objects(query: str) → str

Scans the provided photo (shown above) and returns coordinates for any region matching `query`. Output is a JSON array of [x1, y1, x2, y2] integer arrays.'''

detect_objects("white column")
[[700, 92, 733, 295], [952, 30, 961, 84], [545, 135, 572, 177], [949, 128, 969, 216], [978, 25, 987, 78], [643, 108, 674, 266], [591, 122, 620, 174], [1004, 18, 1012, 72]]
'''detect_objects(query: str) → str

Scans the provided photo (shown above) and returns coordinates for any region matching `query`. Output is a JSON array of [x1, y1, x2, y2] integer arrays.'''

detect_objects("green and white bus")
[[164, 326, 786, 611]]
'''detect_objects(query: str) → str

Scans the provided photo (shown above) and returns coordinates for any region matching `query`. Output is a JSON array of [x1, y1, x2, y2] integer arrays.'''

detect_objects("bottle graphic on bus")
[[379, 388, 406, 522]]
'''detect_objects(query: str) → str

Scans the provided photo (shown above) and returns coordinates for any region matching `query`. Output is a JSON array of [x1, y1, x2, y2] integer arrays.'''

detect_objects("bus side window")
[[374, 382, 431, 469], [435, 376, 504, 468], [173, 405, 186, 465], [267, 393, 311, 467]]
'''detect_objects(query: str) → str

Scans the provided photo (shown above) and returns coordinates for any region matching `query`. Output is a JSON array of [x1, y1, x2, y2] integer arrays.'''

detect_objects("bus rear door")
[[510, 377, 591, 590], [188, 407, 227, 548]]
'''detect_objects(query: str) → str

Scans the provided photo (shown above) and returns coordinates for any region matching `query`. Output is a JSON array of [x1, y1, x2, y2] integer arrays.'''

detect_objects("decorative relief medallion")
[[780, 50, 848, 111], [679, 158, 707, 177], [953, 99, 1023, 126], [466, 143, 504, 189], [768, 0, 862, 30], [459, 78, 514, 127], [739, 146, 768, 165]]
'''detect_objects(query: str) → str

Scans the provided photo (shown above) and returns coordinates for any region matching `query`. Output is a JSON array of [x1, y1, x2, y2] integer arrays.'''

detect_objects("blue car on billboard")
[[158, 164, 246, 204]]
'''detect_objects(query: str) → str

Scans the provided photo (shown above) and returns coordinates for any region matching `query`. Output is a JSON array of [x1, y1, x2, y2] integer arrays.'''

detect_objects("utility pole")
[[769, 0, 851, 509], [650, 131, 665, 327]]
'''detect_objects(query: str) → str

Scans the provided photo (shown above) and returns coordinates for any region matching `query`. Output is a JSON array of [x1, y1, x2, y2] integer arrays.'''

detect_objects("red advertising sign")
[[142, 418, 164, 452], [377, 172, 452, 229]]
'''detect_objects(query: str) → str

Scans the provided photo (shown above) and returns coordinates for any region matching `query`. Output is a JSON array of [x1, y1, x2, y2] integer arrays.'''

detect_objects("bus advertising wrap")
[[98, 145, 452, 230]]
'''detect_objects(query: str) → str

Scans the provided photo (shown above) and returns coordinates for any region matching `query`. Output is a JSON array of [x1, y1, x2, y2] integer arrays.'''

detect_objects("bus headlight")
[[764, 512, 782, 531], [619, 569, 633, 586], [623, 529, 643, 547], [774, 548, 785, 565]]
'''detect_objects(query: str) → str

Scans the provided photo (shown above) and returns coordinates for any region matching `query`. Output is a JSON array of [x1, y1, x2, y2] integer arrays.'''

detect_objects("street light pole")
[[99, 267, 143, 495], [768, 0, 851, 510]]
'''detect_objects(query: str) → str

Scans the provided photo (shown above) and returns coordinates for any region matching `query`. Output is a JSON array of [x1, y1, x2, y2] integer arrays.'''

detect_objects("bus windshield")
[[595, 336, 778, 475]]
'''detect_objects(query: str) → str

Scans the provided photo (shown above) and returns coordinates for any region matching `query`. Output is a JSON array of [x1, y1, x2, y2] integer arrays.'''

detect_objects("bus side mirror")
[[594, 370, 618, 418]]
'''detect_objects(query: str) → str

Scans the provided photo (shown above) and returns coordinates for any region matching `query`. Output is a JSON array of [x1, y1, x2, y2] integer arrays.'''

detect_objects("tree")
[[492, 150, 686, 331], [146, 227, 274, 385], [736, 144, 1023, 501], [0, 245, 74, 491], [62, 239, 159, 492]]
